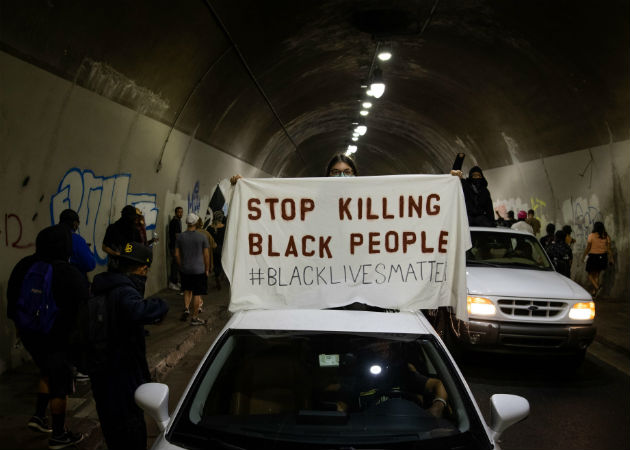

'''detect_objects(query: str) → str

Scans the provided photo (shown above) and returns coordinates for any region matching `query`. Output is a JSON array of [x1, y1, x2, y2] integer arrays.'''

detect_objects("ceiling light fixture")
[[377, 43, 392, 62], [369, 66, 385, 99], [362, 101, 372, 109], [355, 125, 367, 136], [360, 110, 369, 116]]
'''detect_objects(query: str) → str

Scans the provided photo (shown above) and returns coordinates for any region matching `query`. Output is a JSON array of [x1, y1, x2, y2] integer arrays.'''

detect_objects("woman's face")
[[329, 161, 355, 177]]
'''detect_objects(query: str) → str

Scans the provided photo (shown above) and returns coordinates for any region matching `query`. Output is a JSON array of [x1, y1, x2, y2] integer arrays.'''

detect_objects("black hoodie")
[[7, 225, 89, 345], [91, 271, 169, 384], [461, 166, 495, 226]]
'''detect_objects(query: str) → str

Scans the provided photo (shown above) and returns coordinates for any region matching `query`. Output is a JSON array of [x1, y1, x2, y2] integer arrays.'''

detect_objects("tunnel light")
[[369, 67, 386, 99], [362, 102, 372, 109], [377, 44, 392, 62], [355, 125, 367, 136], [347, 145, 357, 153], [351, 136, 358, 141], [369, 365, 382, 375], [360, 110, 369, 116]]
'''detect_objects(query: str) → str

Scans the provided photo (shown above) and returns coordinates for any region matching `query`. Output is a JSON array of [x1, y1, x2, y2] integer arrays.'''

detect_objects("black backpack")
[[77, 292, 115, 375]]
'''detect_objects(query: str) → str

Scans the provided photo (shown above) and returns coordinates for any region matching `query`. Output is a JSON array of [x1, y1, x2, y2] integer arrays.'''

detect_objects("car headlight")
[[569, 302, 595, 320], [467, 296, 496, 316]]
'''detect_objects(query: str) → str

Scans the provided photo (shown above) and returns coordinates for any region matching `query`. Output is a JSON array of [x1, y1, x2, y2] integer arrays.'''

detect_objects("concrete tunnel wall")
[[1, 50, 629, 373], [0, 51, 269, 373]]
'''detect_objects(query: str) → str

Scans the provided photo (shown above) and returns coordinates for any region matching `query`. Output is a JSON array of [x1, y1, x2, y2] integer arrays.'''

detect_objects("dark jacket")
[[168, 216, 182, 252], [461, 166, 495, 227], [7, 225, 89, 347], [91, 272, 169, 384], [103, 217, 142, 253]]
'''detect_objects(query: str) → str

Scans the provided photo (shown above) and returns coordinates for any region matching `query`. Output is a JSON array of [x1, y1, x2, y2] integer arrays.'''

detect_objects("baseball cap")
[[186, 213, 199, 225], [118, 242, 153, 266]]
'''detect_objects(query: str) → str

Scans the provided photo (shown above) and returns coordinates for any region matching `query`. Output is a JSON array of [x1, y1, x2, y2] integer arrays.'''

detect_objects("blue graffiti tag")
[[50, 168, 158, 264], [188, 181, 201, 214]]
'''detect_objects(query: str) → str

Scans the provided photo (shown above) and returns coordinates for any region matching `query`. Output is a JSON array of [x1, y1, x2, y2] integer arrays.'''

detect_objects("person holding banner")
[[325, 153, 358, 177]]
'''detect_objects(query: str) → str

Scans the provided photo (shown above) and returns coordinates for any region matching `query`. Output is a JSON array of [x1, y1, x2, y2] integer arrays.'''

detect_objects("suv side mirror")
[[135, 382, 170, 431], [489, 394, 529, 438]]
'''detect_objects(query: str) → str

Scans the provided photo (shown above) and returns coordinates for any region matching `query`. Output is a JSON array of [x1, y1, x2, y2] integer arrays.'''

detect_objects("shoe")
[[48, 430, 84, 449], [27, 415, 52, 433], [74, 371, 90, 382], [180, 309, 190, 321], [168, 282, 180, 291], [190, 317, 206, 326]]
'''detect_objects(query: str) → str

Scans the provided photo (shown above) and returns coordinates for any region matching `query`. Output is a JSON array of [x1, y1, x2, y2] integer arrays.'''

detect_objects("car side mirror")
[[135, 382, 170, 431], [489, 394, 529, 439]]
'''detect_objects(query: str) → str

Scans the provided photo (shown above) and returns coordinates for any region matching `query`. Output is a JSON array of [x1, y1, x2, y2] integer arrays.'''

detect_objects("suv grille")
[[497, 299, 568, 318]]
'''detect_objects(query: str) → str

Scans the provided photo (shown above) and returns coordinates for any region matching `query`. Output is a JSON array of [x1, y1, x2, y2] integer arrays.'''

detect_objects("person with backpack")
[[546, 230, 573, 278], [88, 242, 169, 450], [6, 225, 89, 449]]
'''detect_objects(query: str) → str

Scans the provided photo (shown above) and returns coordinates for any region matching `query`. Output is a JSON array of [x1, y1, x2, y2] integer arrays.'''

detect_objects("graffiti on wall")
[[188, 181, 200, 215], [0, 213, 35, 249], [571, 200, 603, 244], [50, 168, 158, 264]]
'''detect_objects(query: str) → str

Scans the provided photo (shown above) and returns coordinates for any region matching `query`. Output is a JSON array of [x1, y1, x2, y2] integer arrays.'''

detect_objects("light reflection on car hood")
[[466, 266, 591, 299]]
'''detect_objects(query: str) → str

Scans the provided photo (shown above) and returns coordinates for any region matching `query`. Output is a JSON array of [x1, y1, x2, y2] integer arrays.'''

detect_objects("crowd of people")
[[5, 153, 615, 449]]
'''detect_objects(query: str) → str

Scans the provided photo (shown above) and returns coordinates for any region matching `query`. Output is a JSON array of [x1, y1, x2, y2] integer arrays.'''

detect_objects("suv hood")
[[466, 266, 591, 300]]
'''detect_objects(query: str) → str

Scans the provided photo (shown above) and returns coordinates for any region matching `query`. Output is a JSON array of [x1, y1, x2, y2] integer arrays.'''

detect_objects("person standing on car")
[[90, 242, 169, 450], [7, 225, 89, 449], [582, 221, 614, 296], [451, 166, 495, 227], [176, 213, 210, 325]]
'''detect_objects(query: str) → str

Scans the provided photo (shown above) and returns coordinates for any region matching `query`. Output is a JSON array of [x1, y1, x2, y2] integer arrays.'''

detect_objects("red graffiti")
[[2, 213, 35, 249]]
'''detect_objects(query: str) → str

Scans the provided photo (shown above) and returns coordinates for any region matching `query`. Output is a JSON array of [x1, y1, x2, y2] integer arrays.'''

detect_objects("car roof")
[[470, 226, 533, 236], [228, 309, 433, 335]]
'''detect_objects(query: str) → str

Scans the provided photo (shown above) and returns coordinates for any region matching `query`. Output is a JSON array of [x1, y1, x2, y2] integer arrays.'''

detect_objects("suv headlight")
[[569, 301, 595, 320], [467, 296, 496, 316]]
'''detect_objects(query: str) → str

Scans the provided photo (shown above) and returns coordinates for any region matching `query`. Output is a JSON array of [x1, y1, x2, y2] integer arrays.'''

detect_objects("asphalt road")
[[152, 333, 630, 450]]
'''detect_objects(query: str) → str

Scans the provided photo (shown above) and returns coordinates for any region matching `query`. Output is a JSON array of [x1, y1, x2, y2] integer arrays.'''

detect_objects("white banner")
[[223, 175, 471, 319]]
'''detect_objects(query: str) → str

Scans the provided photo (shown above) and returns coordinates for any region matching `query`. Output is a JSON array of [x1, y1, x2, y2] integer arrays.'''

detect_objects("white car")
[[445, 226, 596, 364], [136, 308, 529, 449]]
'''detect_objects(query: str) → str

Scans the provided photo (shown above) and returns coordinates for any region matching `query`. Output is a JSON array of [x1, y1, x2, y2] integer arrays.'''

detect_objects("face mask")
[[472, 178, 484, 187], [332, 172, 355, 178], [128, 273, 147, 296]]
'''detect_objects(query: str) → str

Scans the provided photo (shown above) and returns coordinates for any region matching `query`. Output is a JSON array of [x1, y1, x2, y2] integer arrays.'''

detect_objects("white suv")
[[445, 226, 596, 365]]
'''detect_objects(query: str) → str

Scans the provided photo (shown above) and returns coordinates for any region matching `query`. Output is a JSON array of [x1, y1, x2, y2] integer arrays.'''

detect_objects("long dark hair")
[[593, 221, 607, 239], [325, 153, 358, 177]]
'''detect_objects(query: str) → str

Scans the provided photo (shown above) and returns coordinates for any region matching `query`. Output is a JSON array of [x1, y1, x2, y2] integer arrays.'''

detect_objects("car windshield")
[[167, 330, 491, 449], [466, 230, 553, 270]]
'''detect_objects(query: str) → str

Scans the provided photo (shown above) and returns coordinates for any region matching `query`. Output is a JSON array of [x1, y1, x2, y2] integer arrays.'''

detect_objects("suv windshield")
[[466, 230, 553, 270], [168, 330, 490, 449]]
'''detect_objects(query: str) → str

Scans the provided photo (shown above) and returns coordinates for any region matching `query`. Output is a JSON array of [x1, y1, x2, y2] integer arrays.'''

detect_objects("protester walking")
[[526, 209, 541, 236], [540, 223, 556, 250], [583, 221, 614, 296], [102, 205, 141, 258], [511, 210, 534, 233], [89, 242, 169, 450], [168, 206, 184, 291], [7, 225, 89, 449], [208, 210, 226, 290], [175, 213, 210, 325], [546, 230, 573, 278]]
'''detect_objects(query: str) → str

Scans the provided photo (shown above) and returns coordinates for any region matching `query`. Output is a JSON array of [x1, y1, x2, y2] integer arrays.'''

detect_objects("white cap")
[[186, 213, 199, 225]]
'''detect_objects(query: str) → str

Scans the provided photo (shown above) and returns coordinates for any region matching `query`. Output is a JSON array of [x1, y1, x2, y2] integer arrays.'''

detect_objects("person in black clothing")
[[7, 225, 89, 449], [208, 210, 226, 290], [102, 205, 141, 258], [540, 223, 556, 250], [168, 206, 184, 289], [453, 166, 495, 227], [546, 230, 573, 277], [89, 242, 169, 450]]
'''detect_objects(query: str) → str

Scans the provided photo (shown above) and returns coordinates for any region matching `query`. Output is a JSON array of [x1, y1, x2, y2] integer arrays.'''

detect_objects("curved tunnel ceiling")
[[1, 0, 628, 177]]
